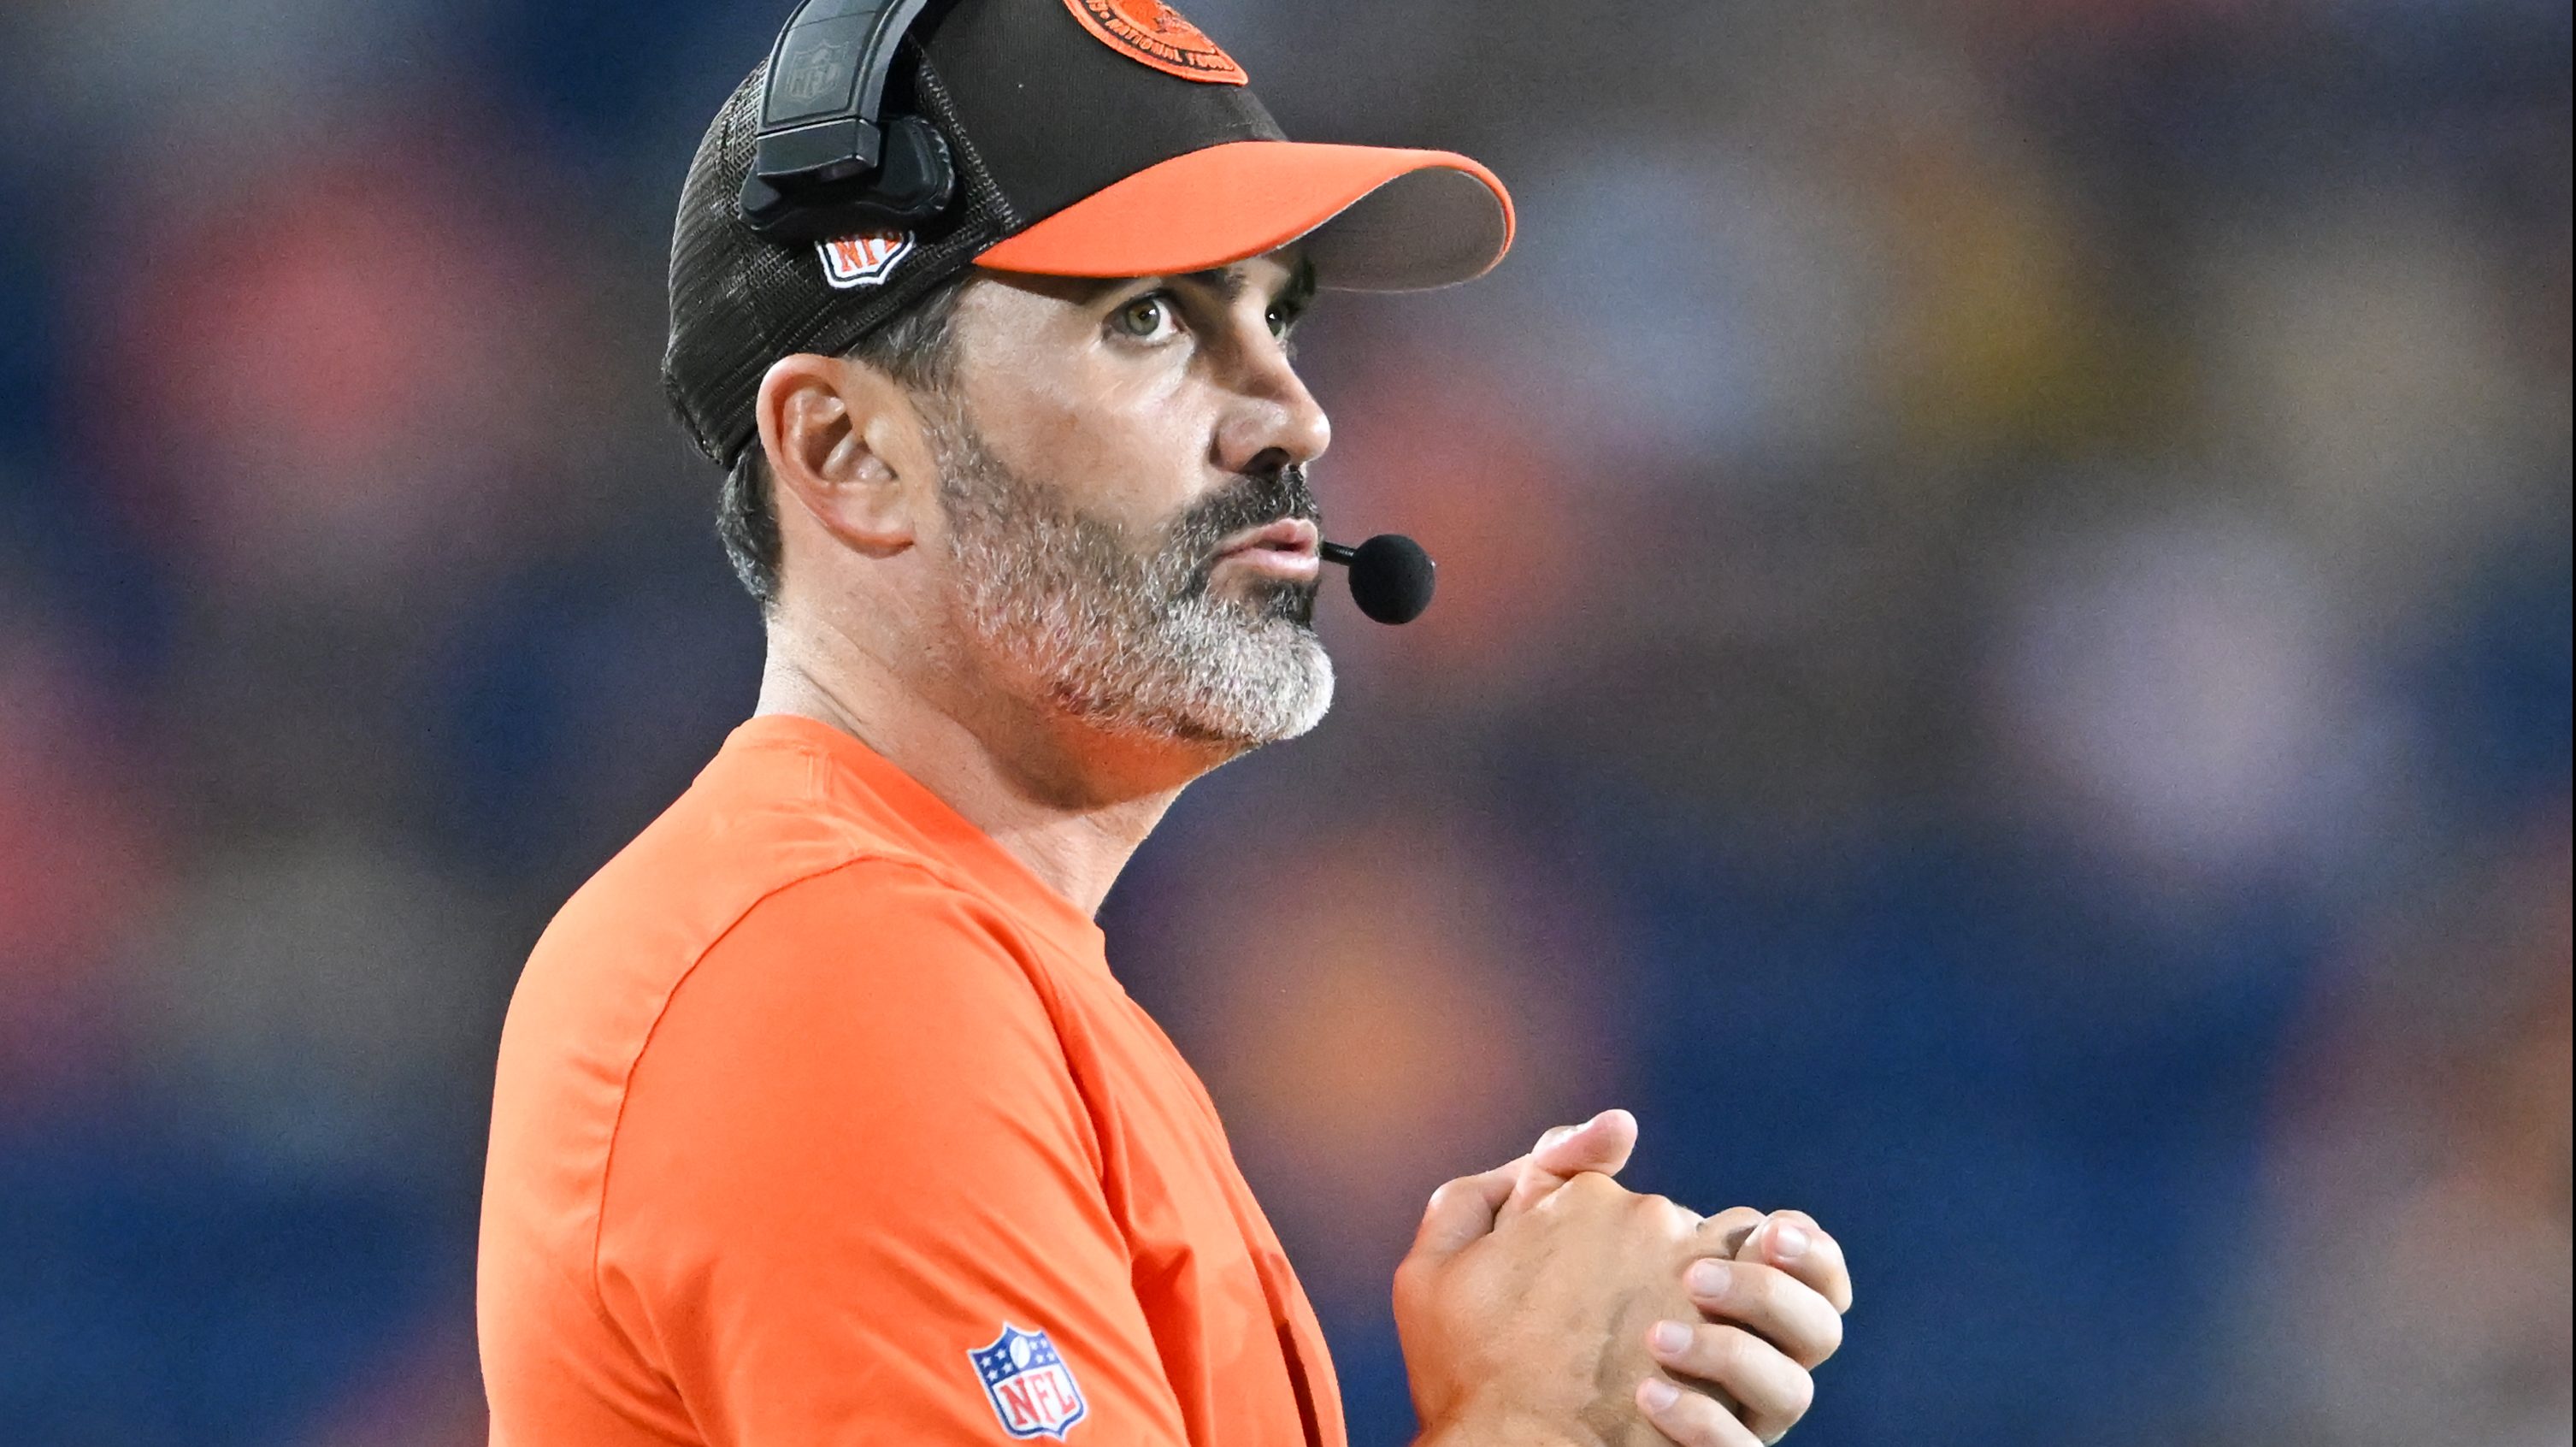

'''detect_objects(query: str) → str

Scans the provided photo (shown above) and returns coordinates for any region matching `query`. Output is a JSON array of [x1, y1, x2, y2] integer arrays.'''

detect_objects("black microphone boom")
[[1320, 534, 1437, 625]]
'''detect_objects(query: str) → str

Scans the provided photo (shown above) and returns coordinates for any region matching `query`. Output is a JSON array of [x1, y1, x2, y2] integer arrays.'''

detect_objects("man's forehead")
[[1170, 248, 1314, 298]]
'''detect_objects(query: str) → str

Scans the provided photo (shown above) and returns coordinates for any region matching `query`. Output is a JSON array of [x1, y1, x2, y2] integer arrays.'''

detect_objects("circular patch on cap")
[[1060, 0, 1247, 85]]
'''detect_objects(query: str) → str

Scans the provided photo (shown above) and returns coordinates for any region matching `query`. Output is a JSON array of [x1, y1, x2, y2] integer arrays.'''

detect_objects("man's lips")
[[1212, 518, 1322, 581]]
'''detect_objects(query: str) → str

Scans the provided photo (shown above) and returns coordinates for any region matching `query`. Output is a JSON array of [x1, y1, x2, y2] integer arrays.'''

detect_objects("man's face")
[[919, 251, 1336, 749]]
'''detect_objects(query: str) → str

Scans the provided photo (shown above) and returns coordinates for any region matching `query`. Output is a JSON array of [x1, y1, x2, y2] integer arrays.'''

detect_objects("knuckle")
[[1751, 1371, 1817, 1444], [1653, 1388, 1729, 1445], [1392, 1256, 1432, 1300], [1563, 1169, 1620, 1202], [1751, 1270, 1846, 1367], [1702, 1324, 1754, 1376], [1672, 1416, 1724, 1446], [1702, 1205, 1765, 1252], [1814, 1306, 1846, 1362], [1732, 1261, 1782, 1311], [1774, 1318, 1839, 1373]]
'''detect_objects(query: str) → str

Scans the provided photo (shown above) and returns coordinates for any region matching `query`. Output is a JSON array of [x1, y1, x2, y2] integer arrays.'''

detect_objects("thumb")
[[1407, 1163, 1519, 1262], [1504, 1108, 1638, 1215]]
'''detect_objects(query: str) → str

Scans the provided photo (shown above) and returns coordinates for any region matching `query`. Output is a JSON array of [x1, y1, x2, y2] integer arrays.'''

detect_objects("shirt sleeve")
[[594, 859, 1188, 1444]]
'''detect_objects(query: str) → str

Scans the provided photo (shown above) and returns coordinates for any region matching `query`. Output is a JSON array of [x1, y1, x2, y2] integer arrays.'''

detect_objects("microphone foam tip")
[[1347, 534, 1436, 625]]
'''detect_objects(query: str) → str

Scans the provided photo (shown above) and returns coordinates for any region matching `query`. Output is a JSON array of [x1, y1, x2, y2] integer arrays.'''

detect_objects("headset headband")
[[740, 0, 956, 240]]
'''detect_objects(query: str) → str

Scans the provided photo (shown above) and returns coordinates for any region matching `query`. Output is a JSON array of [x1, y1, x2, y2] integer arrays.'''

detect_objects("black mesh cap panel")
[[663, 50, 1013, 469]]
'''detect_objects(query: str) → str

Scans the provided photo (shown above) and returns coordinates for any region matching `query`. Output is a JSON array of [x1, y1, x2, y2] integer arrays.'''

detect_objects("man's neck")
[[753, 628, 1215, 918]]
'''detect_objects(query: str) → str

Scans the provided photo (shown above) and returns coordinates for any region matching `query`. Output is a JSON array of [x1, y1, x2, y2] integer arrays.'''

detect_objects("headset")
[[738, 0, 958, 242]]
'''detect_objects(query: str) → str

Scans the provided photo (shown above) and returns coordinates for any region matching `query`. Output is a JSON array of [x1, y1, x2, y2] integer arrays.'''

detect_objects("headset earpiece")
[[739, 0, 956, 241]]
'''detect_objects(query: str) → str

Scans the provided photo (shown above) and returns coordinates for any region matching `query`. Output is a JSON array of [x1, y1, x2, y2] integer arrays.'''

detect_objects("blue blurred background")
[[1, 1, 2567, 1443]]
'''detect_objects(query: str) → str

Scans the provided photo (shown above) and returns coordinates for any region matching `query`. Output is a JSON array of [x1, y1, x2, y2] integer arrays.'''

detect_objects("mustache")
[[1170, 464, 1322, 562]]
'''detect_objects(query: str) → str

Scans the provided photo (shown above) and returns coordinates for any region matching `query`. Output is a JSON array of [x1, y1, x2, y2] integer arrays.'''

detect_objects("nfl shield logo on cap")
[[816, 229, 916, 289], [969, 1324, 1088, 1438]]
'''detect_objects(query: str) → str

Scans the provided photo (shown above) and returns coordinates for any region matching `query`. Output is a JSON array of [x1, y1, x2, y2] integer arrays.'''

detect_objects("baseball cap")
[[665, 0, 1516, 469]]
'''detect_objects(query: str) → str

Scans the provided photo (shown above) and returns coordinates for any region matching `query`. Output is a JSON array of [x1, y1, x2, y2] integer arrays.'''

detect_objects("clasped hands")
[[1394, 1110, 1852, 1447]]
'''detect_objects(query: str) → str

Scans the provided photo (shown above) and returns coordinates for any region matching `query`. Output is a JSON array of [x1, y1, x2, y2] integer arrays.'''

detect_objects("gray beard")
[[928, 405, 1335, 749]]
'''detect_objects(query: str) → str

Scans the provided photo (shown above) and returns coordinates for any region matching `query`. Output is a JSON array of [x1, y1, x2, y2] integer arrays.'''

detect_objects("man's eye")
[[1111, 294, 1176, 340]]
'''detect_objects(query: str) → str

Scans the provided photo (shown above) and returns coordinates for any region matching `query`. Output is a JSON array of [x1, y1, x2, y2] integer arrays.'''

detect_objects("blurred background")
[[1, 0, 2567, 1443]]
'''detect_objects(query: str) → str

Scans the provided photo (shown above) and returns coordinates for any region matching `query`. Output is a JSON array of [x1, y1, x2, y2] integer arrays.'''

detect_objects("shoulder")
[[532, 730, 926, 980], [508, 727, 983, 1060], [623, 855, 1084, 1154], [599, 858, 1102, 1247], [671, 854, 1061, 1048]]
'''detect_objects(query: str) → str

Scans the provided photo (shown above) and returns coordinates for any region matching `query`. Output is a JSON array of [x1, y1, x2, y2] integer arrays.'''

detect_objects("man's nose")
[[1213, 345, 1331, 478]]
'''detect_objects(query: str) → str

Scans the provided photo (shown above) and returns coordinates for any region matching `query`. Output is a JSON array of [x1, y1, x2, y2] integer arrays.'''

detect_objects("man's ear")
[[753, 352, 929, 555]]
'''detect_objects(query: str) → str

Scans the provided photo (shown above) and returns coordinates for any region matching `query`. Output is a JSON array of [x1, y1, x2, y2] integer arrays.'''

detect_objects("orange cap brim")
[[974, 140, 1514, 292]]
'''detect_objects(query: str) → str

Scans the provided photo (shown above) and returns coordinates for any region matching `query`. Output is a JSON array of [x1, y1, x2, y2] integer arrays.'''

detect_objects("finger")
[[1695, 1206, 1768, 1259], [1407, 1163, 1521, 1260], [1636, 1376, 1763, 1447], [1736, 1211, 1852, 1315], [1503, 1108, 1639, 1214], [1531, 1107, 1637, 1172], [1645, 1323, 1814, 1444], [1683, 1259, 1844, 1368]]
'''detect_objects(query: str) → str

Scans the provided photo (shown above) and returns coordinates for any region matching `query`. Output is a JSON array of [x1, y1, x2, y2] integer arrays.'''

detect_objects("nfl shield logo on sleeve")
[[969, 1324, 1088, 1439]]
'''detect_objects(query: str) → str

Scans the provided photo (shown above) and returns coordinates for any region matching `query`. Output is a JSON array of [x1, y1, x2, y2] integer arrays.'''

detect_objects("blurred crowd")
[[1, 0, 2567, 1444]]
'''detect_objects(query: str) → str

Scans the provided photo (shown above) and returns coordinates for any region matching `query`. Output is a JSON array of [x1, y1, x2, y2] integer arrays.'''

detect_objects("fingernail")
[[1769, 1220, 1813, 1262], [1650, 1320, 1691, 1354], [1688, 1259, 1732, 1297], [1640, 1379, 1681, 1413]]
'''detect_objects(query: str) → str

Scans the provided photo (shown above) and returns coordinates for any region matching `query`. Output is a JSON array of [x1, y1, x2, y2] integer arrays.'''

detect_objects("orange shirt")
[[478, 715, 1345, 1445]]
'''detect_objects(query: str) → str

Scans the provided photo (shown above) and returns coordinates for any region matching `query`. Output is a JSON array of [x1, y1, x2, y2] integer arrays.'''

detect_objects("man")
[[477, 2, 1853, 1444]]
